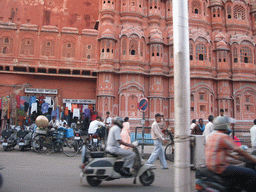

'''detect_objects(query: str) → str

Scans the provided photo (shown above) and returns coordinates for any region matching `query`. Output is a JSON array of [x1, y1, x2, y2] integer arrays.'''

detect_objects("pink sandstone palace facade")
[[0, 0, 255, 127]]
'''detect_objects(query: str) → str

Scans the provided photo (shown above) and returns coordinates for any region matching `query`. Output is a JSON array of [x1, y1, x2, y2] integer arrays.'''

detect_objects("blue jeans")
[[147, 139, 168, 169], [221, 165, 256, 192]]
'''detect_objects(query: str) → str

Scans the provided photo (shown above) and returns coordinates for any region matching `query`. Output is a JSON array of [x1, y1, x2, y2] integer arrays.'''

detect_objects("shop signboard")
[[25, 88, 58, 94], [62, 99, 96, 104]]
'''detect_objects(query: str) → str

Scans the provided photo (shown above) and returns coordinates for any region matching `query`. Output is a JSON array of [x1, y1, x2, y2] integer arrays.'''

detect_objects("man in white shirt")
[[58, 117, 67, 128], [190, 119, 196, 131], [106, 117, 135, 177], [147, 113, 168, 169], [203, 115, 214, 142], [104, 111, 112, 129], [250, 119, 256, 148], [49, 116, 59, 128], [88, 116, 105, 134]]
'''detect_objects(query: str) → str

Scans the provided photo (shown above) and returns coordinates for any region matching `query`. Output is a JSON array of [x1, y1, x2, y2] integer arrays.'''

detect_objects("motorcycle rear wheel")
[[86, 176, 102, 187], [63, 138, 79, 157], [139, 170, 155, 186], [3, 146, 7, 151]]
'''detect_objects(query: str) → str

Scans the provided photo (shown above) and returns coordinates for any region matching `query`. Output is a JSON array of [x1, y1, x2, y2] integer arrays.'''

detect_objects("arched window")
[[140, 40, 144, 56], [3, 47, 7, 54], [62, 41, 75, 58], [233, 47, 238, 63], [4, 38, 9, 44], [122, 36, 127, 55], [227, 5, 232, 19], [192, 1, 201, 14], [217, 8, 220, 17], [156, 45, 160, 57], [234, 5, 245, 20], [209, 46, 211, 62], [240, 47, 252, 63], [190, 43, 193, 60], [129, 35, 139, 56], [213, 8, 216, 17], [196, 44, 207, 61]]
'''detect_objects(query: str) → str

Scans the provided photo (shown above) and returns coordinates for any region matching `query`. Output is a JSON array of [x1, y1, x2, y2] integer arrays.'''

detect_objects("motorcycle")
[[17, 126, 33, 151], [80, 141, 156, 187], [1, 127, 17, 151], [51, 127, 66, 152], [196, 150, 256, 192], [74, 129, 84, 152], [32, 127, 66, 153]]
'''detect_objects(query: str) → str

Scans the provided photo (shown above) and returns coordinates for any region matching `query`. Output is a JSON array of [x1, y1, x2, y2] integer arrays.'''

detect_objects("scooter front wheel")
[[86, 176, 102, 187], [139, 170, 155, 186]]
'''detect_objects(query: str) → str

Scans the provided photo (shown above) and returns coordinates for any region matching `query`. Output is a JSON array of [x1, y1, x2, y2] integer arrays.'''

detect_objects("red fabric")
[[91, 114, 97, 121], [234, 136, 242, 147], [64, 107, 69, 117], [39, 96, 45, 105], [16, 95, 21, 108]]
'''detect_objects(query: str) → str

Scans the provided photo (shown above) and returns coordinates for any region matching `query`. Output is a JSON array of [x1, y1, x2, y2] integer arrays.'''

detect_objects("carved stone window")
[[129, 35, 139, 55], [42, 40, 54, 57], [227, 5, 232, 19], [234, 5, 245, 20], [240, 47, 252, 63], [196, 44, 206, 61], [20, 38, 34, 56], [62, 41, 75, 58], [233, 47, 238, 63], [190, 43, 193, 60], [192, 1, 201, 14]]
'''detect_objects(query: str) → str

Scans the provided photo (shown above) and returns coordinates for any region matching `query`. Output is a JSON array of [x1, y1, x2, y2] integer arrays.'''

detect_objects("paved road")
[[0, 148, 174, 192]]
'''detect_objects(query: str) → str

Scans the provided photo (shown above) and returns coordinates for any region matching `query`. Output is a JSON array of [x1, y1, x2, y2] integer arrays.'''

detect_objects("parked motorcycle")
[[80, 141, 156, 186], [73, 129, 84, 152], [32, 127, 66, 153], [17, 126, 33, 151], [1, 128, 17, 151]]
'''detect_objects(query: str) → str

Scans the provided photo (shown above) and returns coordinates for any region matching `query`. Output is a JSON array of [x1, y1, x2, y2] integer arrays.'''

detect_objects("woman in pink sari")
[[121, 117, 131, 150]]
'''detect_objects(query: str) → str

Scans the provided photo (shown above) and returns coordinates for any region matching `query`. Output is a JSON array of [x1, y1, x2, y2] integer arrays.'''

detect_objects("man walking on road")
[[147, 113, 168, 169], [203, 115, 214, 142]]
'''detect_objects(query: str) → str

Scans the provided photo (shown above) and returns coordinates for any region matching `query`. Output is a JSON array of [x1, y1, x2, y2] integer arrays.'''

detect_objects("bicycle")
[[164, 129, 175, 162]]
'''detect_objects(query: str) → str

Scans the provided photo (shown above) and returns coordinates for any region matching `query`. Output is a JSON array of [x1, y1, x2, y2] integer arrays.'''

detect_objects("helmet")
[[35, 115, 49, 128], [213, 116, 230, 131], [113, 116, 124, 128]]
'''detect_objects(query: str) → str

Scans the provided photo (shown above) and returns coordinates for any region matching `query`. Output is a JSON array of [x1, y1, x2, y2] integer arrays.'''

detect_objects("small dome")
[[216, 40, 228, 49], [210, 0, 222, 6], [101, 29, 115, 39], [150, 29, 163, 43], [215, 32, 225, 41]]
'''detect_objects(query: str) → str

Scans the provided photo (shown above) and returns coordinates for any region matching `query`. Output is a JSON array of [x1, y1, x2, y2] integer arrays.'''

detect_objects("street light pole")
[[173, 0, 191, 192]]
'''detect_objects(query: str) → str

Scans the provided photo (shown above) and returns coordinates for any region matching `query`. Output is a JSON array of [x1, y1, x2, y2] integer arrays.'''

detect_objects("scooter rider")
[[106, 116, 136, 177], [205, 116, 256, 192]]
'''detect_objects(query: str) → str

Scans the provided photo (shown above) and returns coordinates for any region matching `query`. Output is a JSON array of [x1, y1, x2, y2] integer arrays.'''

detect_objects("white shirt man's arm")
[[153, 124, 165, 141]]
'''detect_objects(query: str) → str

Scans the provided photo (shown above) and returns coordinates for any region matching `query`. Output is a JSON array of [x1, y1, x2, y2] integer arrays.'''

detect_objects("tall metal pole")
[[141, 111, 145, 158], [173, 0, 191, 192]]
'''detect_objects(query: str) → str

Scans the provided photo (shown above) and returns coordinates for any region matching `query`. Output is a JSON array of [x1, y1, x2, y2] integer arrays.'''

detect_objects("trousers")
[[221, 165, 256, 192], [147, 139, 168, 169], [108, 147, 135, 168]]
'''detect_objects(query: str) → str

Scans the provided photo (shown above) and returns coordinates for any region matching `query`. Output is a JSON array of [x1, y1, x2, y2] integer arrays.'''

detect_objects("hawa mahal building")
[[0, 0, 255, 127]]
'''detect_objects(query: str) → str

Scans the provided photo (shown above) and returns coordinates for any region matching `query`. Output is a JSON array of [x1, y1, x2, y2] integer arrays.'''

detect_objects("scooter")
[[196, 150, 256, 192], [17, 126, 33, 151], [1, 128, 17, 151], [80, 141, 156, 186]]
